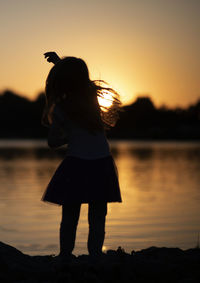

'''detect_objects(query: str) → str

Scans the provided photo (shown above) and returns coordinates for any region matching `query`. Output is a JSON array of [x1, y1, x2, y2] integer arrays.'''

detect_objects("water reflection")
[[0, 140, 200, 255]]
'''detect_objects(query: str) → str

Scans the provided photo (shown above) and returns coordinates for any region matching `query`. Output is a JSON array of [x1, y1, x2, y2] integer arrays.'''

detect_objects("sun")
[[97, 90, 113, 111]]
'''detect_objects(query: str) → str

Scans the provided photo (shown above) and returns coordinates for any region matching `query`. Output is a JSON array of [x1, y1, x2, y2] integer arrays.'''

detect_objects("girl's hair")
[[42, 57, 122, 133]]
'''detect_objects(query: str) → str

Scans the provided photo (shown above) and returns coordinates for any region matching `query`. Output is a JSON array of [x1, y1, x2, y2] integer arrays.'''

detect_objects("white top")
[[47, 105, 111, 159]]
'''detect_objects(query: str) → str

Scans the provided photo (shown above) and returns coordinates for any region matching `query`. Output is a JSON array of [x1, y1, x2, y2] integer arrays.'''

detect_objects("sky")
[[0, 0, 199, 108]]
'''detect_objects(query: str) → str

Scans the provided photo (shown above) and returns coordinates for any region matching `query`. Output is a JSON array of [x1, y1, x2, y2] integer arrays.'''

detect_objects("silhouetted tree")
[[0, 90, 200, 140]]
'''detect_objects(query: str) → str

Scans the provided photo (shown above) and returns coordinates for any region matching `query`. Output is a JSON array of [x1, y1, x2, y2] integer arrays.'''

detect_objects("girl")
[[42, 52, 122, 260]]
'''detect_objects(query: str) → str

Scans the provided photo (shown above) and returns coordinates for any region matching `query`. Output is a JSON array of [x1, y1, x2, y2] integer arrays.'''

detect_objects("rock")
[[1, 241, 200, 282]]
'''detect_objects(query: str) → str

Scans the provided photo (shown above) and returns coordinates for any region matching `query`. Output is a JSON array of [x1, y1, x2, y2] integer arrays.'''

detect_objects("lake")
[[0, 140, 200, 255]]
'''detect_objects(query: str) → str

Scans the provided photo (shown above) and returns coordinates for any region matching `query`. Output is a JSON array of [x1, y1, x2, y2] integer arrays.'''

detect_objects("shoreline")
[[1, 241, 200, 283]]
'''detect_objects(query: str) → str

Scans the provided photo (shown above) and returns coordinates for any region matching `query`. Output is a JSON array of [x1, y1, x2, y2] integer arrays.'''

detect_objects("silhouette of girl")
[[41, 52, 122, 260]]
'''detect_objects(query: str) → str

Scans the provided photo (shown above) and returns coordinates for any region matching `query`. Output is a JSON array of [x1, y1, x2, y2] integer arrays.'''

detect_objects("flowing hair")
[[42, 57, 122, 133]]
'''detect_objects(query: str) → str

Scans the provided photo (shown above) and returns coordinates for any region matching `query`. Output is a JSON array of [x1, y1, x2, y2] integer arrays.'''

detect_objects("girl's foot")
[[89, 252, 106, 264]]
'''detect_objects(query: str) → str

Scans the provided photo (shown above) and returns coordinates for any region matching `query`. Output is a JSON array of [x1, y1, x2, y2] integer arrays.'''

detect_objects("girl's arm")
[[47, 106, 68, 148]]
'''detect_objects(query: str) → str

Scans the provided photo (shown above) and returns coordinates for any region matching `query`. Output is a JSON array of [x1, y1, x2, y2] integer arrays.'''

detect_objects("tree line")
[[0, 90, 200, 140]]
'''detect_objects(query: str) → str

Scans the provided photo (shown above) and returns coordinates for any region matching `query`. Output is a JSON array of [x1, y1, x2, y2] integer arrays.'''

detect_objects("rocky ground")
[[0, 241, 200, 283]]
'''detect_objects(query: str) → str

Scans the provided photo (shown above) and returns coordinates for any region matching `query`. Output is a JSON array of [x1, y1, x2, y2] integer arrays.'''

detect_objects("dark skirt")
[[42, 155, 122, 205]]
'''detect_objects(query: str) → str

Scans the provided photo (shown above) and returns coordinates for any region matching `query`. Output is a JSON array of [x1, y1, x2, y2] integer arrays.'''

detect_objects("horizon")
[[1, 88, 200, 110]]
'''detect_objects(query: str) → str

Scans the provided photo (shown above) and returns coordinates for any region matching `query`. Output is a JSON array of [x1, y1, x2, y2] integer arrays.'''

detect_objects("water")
[[0, 140, 200, 255]]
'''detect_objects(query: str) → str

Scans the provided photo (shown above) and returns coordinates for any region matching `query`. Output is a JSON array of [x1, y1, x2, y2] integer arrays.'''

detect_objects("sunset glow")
[[98, 90, 113, 110], [0, 0, 199, 107]]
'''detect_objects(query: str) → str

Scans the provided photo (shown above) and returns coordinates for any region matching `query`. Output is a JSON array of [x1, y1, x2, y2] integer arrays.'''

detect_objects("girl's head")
[[45, 57, 90, 103], [43, 56, 121, 132]]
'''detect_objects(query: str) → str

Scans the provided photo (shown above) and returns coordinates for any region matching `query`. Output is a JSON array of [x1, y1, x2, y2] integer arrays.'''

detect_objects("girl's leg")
[[60, 203, 81, 256], [87, 201, 107, 256]]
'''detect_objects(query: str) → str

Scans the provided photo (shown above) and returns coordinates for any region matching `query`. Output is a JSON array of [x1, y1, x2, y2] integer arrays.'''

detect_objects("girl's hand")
[[47, 104, 56, 125], [44, 52, 61, 64], [42, 104, 55, 127]]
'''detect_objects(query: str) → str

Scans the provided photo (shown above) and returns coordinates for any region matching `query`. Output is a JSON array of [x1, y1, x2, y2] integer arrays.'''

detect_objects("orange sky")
[[0, 0, 199, 107]]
